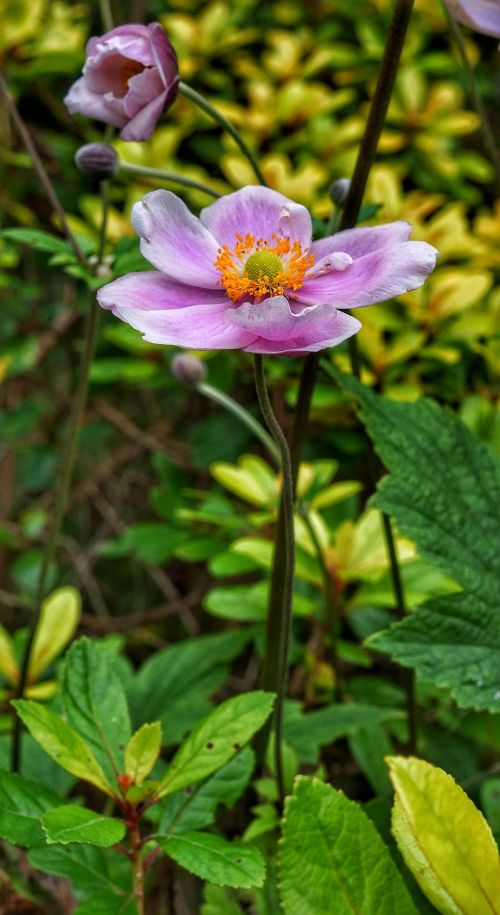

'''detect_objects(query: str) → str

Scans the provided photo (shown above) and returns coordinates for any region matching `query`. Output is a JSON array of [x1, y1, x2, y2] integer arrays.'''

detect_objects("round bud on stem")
[[74, 143, 119, 180], [329, 178, 351, 206], [171, 353, 207, 387]]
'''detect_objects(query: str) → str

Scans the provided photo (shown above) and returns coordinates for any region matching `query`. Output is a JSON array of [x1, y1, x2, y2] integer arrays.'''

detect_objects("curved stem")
[[442, 1, 500, 196], [99, 0, 114, 32], [253, 356, 295, 806], [119, 161, 221, 199], [10, 183, 108, 772], [178, 81, 267, 186], [197, 382, 280, 465]]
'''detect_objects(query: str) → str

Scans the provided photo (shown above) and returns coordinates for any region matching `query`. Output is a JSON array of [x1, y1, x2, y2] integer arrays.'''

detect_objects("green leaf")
[[29, 586, 81, 681], [279, 776, 419, 915], [156, 691, 274, 799], [158, 831, 265, 888], [333, 370, 500, 712], [74, 893, 137, 915], [28, 844, 131, 897], [12, 700, 113, 795], [284, 701, 403, 765], [481, 778, 500, 837], [1, 227, 73, 255], [155, 747, 254, 835], [0, 771, 60, 847], [61, 638, 131, 782], [128, 630, 251, 744], [201, 885, 244, 915], [388, 756, 500, 915], [42, 805, 126, 847], [125, 722, 162, 785]]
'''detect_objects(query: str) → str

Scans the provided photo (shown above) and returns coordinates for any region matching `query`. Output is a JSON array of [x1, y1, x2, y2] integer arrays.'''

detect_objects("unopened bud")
[[330, 178, 351, 206], [74, 143, 119, 180], [171, 354, 207, 387]]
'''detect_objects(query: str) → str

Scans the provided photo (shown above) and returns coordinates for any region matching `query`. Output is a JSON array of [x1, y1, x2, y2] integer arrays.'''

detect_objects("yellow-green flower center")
[[244, 251, 284, 282]]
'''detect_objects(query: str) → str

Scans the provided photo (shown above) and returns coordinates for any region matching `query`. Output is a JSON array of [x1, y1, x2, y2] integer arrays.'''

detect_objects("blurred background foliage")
[[0, 0, 499, 854]]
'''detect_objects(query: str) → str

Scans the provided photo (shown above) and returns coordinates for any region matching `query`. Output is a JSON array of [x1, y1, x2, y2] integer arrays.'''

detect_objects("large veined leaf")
[[388, 756, 500, 915], [156, 691, 274, 799], [60, 638, 131, 783], [333, 369, 500, 712], [28, 844, 132, 898], [158, 831, 265, 888], [42, 805, 126, 847], [279, 776, 419, 915]]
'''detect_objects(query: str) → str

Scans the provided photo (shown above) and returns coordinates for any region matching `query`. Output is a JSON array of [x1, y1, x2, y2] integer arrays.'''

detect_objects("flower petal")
[[228, 295, 361, 354], [446, 0, 500, 38], [200, 186, 312, 249], [109, 302, 257, 349], [311, 221, 412, 261], [121, 88, 168, 141], [131, 190, 221, 288], [297, 241, 438, 309], [64, 78, 127, 127], [97, 271, 224, 312]]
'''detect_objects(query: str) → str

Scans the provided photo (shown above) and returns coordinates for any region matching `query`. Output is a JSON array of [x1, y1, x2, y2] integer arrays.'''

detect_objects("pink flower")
[[97, 187, 438, 355], [445, 0, 500, 38], [64, 23, 179, 141]]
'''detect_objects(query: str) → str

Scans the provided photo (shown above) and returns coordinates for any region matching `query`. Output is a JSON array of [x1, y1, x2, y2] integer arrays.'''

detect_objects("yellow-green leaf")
[[28, 587, 81, 682], [125, 722, 162, 784], [0, 624, 18, 684], [388, 756, 500, 915]]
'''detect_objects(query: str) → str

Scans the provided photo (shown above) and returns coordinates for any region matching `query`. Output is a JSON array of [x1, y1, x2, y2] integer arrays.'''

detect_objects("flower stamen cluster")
[[215, 232, 315, 302]]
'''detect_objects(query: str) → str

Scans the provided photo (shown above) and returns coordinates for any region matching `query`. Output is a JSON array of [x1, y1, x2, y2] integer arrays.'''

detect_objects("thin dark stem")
[[0, 71, 85, 266], [119, 162, 221, 199], [253, 356, 295, 806], [339, 0, 416, 232], [10, 180, 108, 772], [130, 822, 145, 915], [178, 81, 267, 186], [442, 2, 500, 196], [300, 508, 341, 700]]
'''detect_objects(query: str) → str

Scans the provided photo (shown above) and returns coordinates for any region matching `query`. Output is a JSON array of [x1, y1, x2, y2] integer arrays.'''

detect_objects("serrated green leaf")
[[156, 692, 274, 799], [279, 776, 419, 915], [42, 805, 126, 847], [74, 892, 137, 915], [332, 369, 500, 712], [28, 844, 131, 897], [61, 638, 131, 782], [125, 722, 162, 785], [159, 831, 265, 888], [284, 701, 403, 765], [29, 586, 81, 681], [0, 771, 60, 847], [12, 700, 113, 795], [388, 756, 500, 915]]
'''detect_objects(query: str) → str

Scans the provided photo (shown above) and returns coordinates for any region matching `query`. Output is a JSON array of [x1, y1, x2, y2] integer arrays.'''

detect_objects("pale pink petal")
[[97, 271, 224, 312], [86, 25, 156, 67], [64, 78, 127, 127], [445, 0, 500, 37], [148, 22, 179, 89], [110, 301, 257, 349], [131, 190, 221, 288], [311, 221, 412, 262], [297, 241, 438, 309], [228, 295, 361, 353], [200, 186, 312, 249]]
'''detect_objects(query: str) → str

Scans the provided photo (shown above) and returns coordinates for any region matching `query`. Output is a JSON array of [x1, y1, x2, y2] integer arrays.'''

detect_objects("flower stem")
[[253, 356, 295, 806], [99, 0, 114, 31], [441, 1, 500, 196], [178, 81, 267, 186], [10, 181, 109, 772], [119, 161, 221, 199], [197, 382, 280, 465]]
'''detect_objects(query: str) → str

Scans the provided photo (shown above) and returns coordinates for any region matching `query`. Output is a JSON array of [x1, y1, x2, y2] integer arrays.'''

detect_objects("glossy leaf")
[[29, 586, 81, 681], [279, 776, 419, 915], [42, 805, 126, 847], [159, 831, 265, 888], [12, 700, 113, 795], [156, 691, 274, 799], [125, 722, 162, 785], [388, 756, 500, 915]]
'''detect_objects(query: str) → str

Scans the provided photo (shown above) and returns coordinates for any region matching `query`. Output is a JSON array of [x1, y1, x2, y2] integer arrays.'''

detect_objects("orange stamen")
[[215, 232, 315, 302]]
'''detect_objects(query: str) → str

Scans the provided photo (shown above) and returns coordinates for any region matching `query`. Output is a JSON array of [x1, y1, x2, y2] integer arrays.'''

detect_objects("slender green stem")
[[178, 81, 267, 186], [99, 0, 114, 31], [120, 161, 221, 199], [0, 71, 85, 265], [300, 507, 340, 700], [197, 382, 280, 465], [253, 356, 295, 806], [10, 182, 109, 772], [442, 1, 500, 196]]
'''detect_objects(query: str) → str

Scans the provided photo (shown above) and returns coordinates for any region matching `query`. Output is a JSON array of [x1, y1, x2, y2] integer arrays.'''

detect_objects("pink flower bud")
[[171, 354, 207, 387], [64, 23, 179, 142], [75, 143, 119, 179]]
